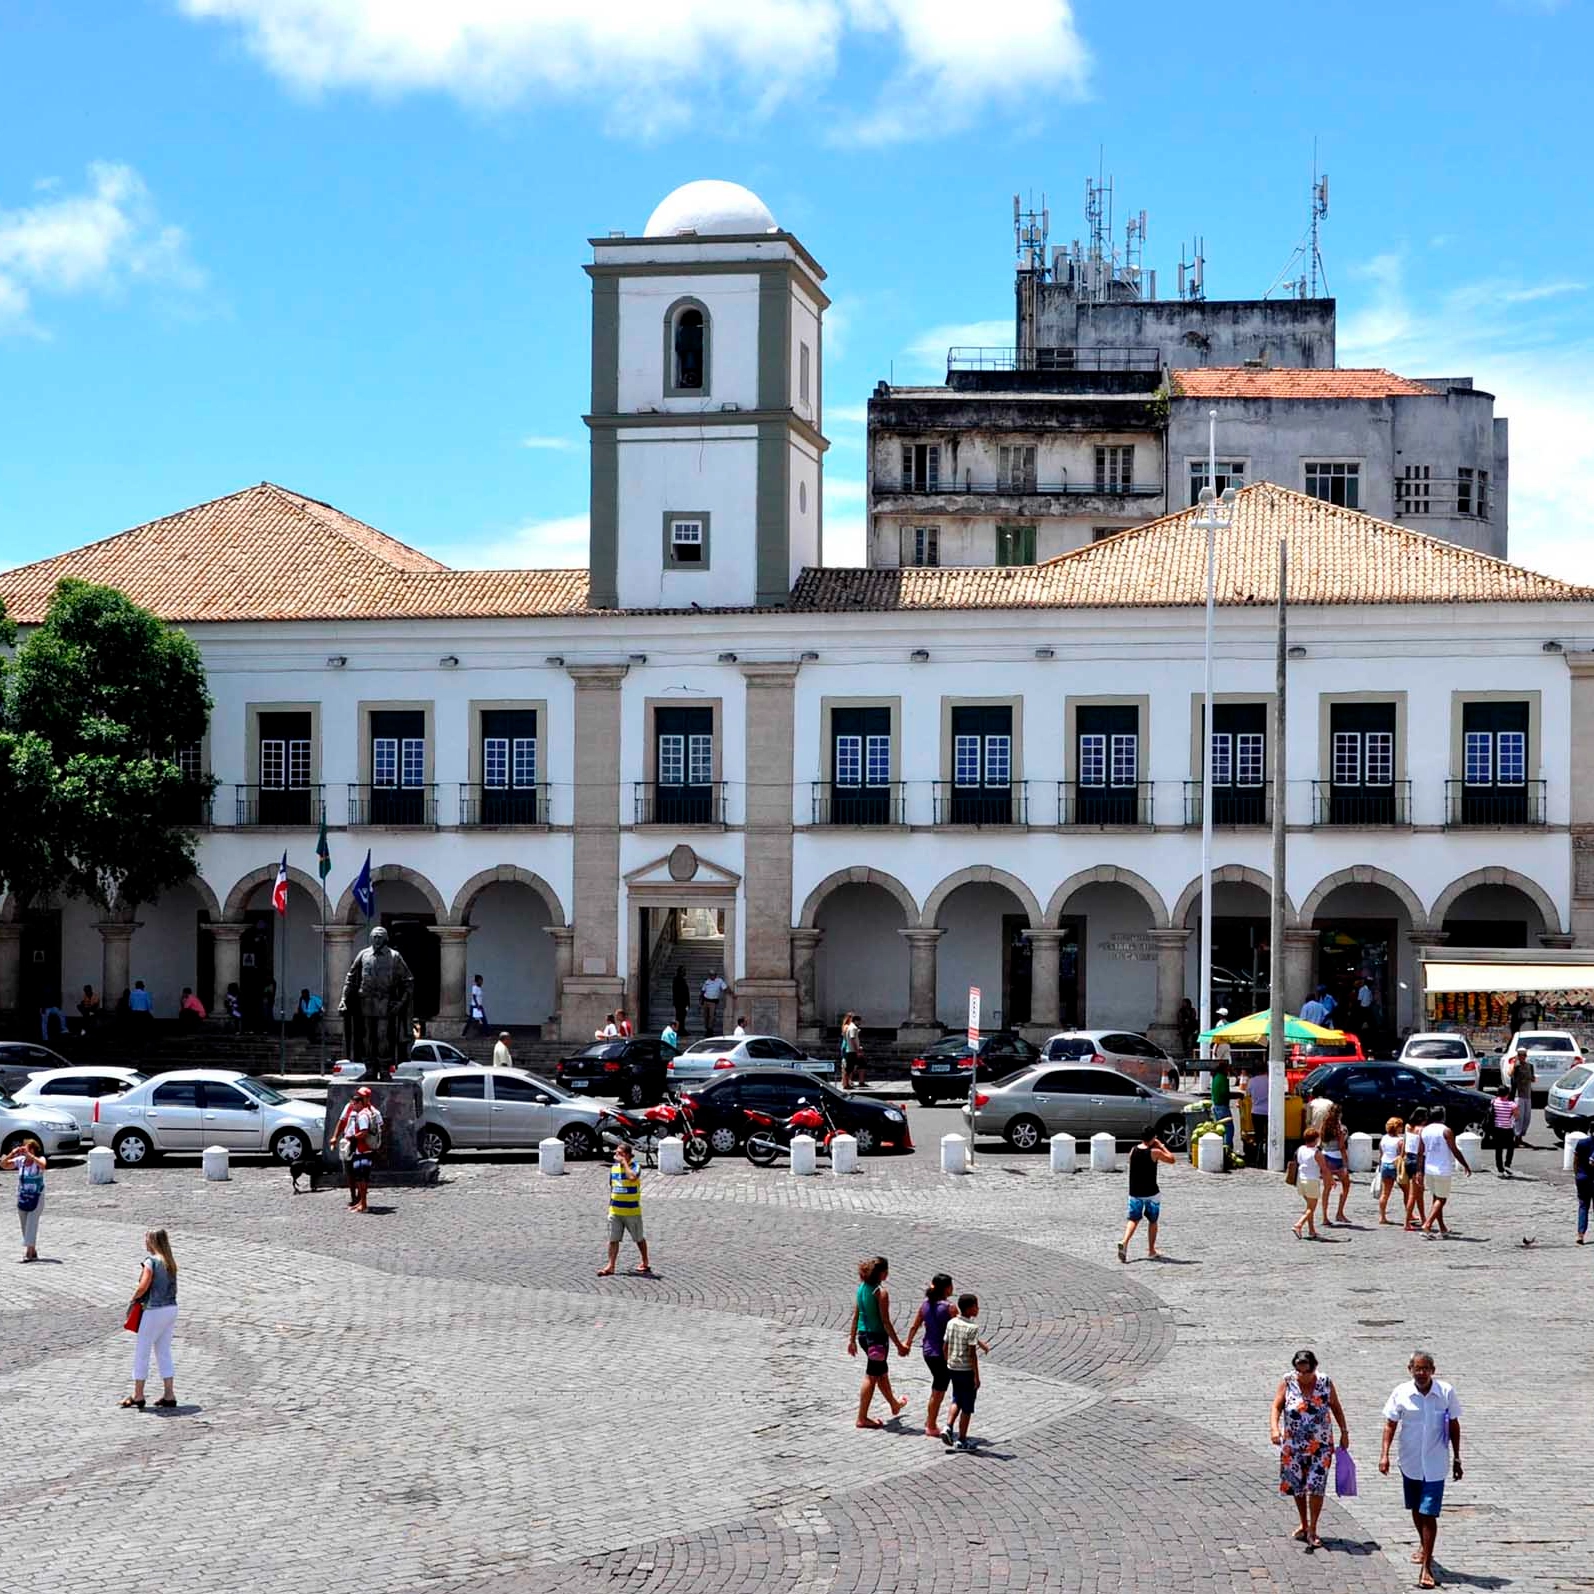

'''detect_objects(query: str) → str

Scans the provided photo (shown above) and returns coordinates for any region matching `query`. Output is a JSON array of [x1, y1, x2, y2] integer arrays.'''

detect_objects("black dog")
[[289, 1146, 329, 1193]]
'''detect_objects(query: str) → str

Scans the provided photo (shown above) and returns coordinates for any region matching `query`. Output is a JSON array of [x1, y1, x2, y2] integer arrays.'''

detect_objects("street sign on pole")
[[967, 987, 981, 1047], [966, 986, 981, 1166]]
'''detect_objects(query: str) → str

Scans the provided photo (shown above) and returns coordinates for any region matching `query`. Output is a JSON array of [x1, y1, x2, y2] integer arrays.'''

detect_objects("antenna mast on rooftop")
[[1308, 145, 1329, 298], [1264, 143, 1331, 300]]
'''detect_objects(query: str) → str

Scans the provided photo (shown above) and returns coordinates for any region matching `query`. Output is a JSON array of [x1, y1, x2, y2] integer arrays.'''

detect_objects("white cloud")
[[823, 486, 867, 566], [902, 317, 1012, 376], [0, 161, 203, 337], [433, 511, 590, 569], [1340, 253, 1594, 583], [826, 476, 866, 503], [826, 403, 869, 426], [520, 435, 576, 451], [178, 0, 1088, 143]]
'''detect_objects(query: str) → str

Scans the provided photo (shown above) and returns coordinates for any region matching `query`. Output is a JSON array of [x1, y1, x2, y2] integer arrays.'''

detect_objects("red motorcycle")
[[601, 1091, 711, 1169], [743, 1095, 836, 1167]]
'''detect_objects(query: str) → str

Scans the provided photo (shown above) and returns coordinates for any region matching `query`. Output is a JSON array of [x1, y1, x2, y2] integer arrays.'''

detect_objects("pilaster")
[[0, 923, 22, 1015], [1021, 928, 1066, 1041], [427, 925, 475, 1029], [96, 920, 141, 1006], [1148, 927, 1194, 1055], [897, 927, 944, 1046], [321, 924, 361, 1014], [740, 662, 800, 1035], [1567, 652, 1594, 945], [790, 927, 824, 1042], [1281, 927, 1321, 1016], [208, 922, 248, 1017]]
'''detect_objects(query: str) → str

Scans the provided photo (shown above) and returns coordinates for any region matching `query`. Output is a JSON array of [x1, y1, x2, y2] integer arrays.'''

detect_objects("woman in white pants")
[[121, 1229, 179, 1410]]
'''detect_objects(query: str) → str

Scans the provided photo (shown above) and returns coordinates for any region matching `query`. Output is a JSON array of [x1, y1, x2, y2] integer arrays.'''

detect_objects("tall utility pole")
[[1267, 536, 1289, 1171]]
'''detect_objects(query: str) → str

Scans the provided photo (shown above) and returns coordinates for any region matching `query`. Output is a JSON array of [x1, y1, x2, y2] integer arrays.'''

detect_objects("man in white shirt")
[[492, 1031, 513, 1069], [732, 1015, 748, 1039], [1418, 1108, 1471, 1235], [1379, 1351, 1463, 1590], [466, 976, 487, 1036], [700, 972, 728, 1034]]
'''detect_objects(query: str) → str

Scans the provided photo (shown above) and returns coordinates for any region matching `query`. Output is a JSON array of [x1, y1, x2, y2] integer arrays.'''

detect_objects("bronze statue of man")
[[339, 925, 414, 1077]]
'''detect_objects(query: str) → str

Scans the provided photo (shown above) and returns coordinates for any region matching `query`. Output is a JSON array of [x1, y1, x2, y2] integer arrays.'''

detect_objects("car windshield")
[[1046, 1038, 1095, 1059], [1558, 1065, 1592, 1090], [1405, 1040, 1467, 1060], [237, 1077, 289, 1105], [0, 1090, 16, 1109], [924, 1036, 972, 1056], [1299, 1066, 1332, 1096], [992, 1068, 1038, 1089], [1521, 1034, 1575, 1051], [1298, 1041, 1352, 1059], [576, 1043, 625, 1059]]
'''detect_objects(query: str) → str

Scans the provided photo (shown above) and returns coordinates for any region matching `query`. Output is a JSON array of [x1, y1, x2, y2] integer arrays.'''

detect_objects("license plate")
[[930, 1063, 949, 1073], [568, 1080, 588, 1090]]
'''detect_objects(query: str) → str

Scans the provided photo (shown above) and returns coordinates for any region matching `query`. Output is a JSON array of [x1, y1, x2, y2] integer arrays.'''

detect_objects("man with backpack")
[[333, 1086, 384, 1213]]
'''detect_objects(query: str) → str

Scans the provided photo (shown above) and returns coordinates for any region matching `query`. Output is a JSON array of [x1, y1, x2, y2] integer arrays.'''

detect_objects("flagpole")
[[321, 872, 329, 1078], [279, 868, 288, 1077]]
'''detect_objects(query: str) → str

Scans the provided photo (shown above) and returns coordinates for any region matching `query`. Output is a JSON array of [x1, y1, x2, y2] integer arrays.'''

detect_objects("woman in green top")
[[847, 1256, 907, 1428]]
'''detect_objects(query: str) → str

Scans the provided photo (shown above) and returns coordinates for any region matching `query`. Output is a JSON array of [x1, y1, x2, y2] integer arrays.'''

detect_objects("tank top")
[[855, 1281, 884, 1336], [1420, 1122, 1455, 1176], [143, 1256, 177, 1310], [1296, 1144, 1322, 1177], [921, 1298, 953, 1358]]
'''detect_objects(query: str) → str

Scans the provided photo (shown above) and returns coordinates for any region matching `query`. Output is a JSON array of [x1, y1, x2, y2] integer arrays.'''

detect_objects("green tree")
[[0, 580, 214, 914]]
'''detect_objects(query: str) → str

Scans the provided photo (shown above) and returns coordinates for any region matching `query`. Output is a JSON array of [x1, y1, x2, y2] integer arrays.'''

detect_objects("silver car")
[[331, 1041, 478, 1083], [92, 1070, 324, 1166], [416, 1067, 610, 1162], [962, 1062, 1196, 1152], [13, 1066, 149, 1135], [0, 1091, 87, 1157], [666, 1034, 836, 1086], [1042, 1030, 1176, 1089]]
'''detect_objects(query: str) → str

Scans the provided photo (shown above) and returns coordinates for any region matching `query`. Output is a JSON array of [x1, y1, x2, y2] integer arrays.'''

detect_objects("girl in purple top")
[[901, 1273, 959, 1436]]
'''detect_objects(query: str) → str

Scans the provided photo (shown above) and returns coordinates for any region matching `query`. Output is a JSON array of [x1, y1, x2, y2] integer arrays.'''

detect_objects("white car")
[[0, 1090, 87, 1157], [416, 1067, 610, 1162], [666, 1034, 836, 1085], [13, 1067, 149, 1135], [331, 1041, 477, 1082], [93, 1070, 324, 1167], [1503, 1030, 1586, 1094], [1042, 1030, 1176, 1090], [1397, 1033, 1479, 1085]]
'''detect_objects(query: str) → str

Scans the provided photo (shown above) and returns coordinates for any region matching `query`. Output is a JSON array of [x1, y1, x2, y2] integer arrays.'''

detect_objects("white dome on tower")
[[644, 180, 777, 239]]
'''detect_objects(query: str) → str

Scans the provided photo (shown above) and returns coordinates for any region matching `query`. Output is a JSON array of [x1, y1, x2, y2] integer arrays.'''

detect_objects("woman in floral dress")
[[1269, 1348, 1350, 1550]]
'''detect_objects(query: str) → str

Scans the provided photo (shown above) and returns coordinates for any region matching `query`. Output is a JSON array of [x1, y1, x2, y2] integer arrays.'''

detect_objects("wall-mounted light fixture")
[[1287, 645, 1307, 659], [439, 655, 459, 668], [629, 653, 648, 664], [1543, 639, 1564, 653], [800, 650, 819, 662], [326, 655, 347, 668], [910, 648, 930, 662], [1034, 646, 1055, 660], [545, 655, 565, 667], [717, 651, 738, 663]]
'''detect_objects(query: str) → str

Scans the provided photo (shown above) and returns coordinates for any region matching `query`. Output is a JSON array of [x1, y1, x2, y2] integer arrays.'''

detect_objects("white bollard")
[[1456, 1131, 1483, 1168], [87, 1146, 115, 1185], [830, 1133, 859, 1175], [1563, 1132, 1590, 1171], [1196, 1131, 1225, 1174], [1347, 1132, 1375, 1173], [658, 1135, 687, 1176], [790, 1134, 818, 1176], [1090, 1132, 1117, 1172], [1050, 1132, 1076, 1174], [202, 1144, 230, 1181], [538, 1136, 566, 1176], [940, 1133, 969, 1175]]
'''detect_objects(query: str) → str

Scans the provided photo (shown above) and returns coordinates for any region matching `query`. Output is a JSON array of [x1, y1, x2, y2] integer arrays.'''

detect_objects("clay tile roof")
[[1172, 367, 1437, 399], [789, 483, 1594, 613], [0, 483, 591, 623]]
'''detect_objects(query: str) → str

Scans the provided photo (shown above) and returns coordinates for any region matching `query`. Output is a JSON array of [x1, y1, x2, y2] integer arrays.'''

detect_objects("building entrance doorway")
[[637, 905, 726, 1034], [21, 911, 62, 1014], [1317, 919, 1395, 1047], [383, 912, 439, 1023], [1211, 917, 1271, 1022]]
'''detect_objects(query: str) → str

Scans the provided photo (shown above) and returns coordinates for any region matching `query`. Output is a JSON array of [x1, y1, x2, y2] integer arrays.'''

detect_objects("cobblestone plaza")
[[5, 1122, 1585, 1593]]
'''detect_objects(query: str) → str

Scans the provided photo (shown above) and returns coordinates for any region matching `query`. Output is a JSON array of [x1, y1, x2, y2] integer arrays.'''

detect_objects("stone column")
[[1569, 653, 1594, 946], [96, 920, 141, 1007], [1021, 928, 1066, 1041], [1148, 927, 1193, 1055], [562, 665, 628, 1041], [321, 924, 360, 1013], [790, 927, 824, 1042], [1281, 928, 1321, 1016], [544, 925, 576, 1030], [208, 922, 248, 1016], [0, 921, 22, 1019], [428, 925, 474, 1032], [737, 663, 801, 1036], [897, 927, 944, 1047]]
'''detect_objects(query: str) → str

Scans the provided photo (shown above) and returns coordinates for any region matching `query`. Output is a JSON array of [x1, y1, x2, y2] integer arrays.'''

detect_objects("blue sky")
[[2, 0, 1590, 580]]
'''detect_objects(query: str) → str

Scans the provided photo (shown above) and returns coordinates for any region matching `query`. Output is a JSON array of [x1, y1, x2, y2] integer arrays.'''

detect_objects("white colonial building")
[[3, 180, 1592, 1053]]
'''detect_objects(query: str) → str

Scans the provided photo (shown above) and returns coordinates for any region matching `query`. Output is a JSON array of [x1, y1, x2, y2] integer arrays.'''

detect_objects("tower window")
[[663, 512, 712, 570], [664, 299, 711, 397]]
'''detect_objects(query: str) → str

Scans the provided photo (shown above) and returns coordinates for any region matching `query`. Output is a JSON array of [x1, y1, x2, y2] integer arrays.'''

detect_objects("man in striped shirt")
[[598, 1140, 652, 1277]]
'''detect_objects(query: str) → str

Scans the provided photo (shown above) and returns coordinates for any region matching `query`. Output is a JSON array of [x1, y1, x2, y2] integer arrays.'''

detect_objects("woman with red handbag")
[[120, 1229, 179, 1410]]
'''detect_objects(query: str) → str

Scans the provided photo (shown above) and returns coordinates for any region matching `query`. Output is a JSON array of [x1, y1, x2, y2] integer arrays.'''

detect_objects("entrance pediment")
[[625, 845, 741, 892]]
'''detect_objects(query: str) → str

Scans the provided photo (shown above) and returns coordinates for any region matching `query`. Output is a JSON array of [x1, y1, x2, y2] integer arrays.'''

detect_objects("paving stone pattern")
[[2, 1123, 1584, 1594]]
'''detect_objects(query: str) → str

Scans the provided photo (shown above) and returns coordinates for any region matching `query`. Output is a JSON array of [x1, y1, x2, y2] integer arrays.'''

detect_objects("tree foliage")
[[0, 580, 215, 913]]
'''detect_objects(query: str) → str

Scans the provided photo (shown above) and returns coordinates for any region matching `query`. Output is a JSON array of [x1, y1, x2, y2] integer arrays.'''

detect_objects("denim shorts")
[[1402, 1475, 1445, 1516], [1126, 1195, 1161, 1223]]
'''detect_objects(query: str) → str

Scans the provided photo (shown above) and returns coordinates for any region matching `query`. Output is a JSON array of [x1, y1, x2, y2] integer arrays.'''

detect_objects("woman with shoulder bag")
[[121, 1228, 179, 1410], [2, 1138, 46, 1262]]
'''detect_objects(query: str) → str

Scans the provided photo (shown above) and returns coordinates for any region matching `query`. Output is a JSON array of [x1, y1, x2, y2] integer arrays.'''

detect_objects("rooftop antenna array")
[[1177, 237, 1206, 301], [1013, 192, 1050, 272], [1042, 162, 1153, 304], [1264, 143, 1331, 300]]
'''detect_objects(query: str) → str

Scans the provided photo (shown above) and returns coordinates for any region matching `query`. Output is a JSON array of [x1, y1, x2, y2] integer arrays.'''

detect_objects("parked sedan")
[[666, 1034, 836, 1086], [416, 1067, 609, 1161], [1297, 1063, 1493, 1140], [1396, 1033, 1479, 1085], [0, 1040, 77, 1096], [909, 1032, 1043, 1105], [13, 1066, 149, 1134], [1545, 1063, 1594, 1143], [680, 1069, 912, 1157], [331, 1039, 478, 1082], [556, 1037, 673, 1106], [0, 1090, 88, 1157], [1042, 1030, 1174, 1089], [1502, 1031, 1586, 1096], [93, 1071, 325, 1166], [963, 1064, 1195, 1152]]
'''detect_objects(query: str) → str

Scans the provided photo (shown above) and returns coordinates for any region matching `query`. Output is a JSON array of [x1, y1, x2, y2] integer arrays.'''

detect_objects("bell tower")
[[585, 179, 828, 610]]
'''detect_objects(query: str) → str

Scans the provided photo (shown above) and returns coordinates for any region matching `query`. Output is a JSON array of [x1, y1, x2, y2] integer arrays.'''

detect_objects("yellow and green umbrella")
[[1198, 1008, 1344, 1045]]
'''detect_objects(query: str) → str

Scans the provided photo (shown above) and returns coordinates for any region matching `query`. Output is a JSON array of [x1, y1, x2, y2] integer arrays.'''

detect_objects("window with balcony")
[[900, 525, 940, 567], [995, 524, 1037, 566], [652, 705, 716, 824], [901, 443, 940, 491], [1201, 702, 1267, 824], [1095, 445, 1135, 492], [1075, 702, 1140, 823], [1396, 464, 1432, 515], [828, 706, 893, 824], [1305, 460, 1361, 508], [479, 708, 540, 824], [1321, 700, 1402, 823], [369, 709, 428, 825], [255, 710, 314, 826], [997, 445, 1037, 492], [1454, 699, 1535, 824], [948, 704, 1014, 823]]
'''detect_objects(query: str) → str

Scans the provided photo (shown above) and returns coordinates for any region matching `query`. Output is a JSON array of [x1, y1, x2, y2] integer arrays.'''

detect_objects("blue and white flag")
[[351, 849, 375, 920]]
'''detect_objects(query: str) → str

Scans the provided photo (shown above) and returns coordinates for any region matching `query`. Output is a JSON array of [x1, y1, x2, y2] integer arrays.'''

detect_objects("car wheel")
[[271, 1128, 312, 1164], [852, 1124, 878, 1155], [1004, 1115, 1046, 1153], [559, 1123, 601, 1160], [625, 1080, 646, 1109], [112, 1129, 154, 1167], [2, 1131, 39, 1155], [417, 1125, 449, 1162], [709, 1125, 740, 1156], [1157, 1114, 1189, 1153]]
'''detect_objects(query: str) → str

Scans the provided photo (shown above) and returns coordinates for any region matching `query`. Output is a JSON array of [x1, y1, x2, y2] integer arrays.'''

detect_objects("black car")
[[681, 1069, 914, 1156], [1298, 1062, 1494, 1140], [0, 1041, 76, 1096], [908, 1032, 1042, 1105], [555, 1037, 673, 1107]]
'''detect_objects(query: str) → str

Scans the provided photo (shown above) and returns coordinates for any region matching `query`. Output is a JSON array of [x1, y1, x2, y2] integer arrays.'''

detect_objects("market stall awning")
[[1422, 961, 1594, 994]]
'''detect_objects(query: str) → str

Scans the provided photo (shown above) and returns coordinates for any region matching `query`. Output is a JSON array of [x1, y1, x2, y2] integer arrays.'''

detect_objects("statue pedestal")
[[323, 1081, 440, 1186]]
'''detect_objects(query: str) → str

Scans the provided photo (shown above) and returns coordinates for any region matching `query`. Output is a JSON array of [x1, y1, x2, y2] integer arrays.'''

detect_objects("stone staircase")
[[644, 936, 727, 1036]]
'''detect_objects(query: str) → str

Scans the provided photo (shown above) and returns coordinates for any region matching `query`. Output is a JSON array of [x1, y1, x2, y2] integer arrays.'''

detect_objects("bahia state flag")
[[351, 849, 375, 920], [271, 851, 289, 915]]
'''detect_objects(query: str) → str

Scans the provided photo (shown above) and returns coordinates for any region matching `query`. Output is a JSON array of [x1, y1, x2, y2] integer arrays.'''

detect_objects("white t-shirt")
[[1382, 1378, 1462, 1481], [732, 1024, 746, 1038], [1296, 1144, 1323, 1178], [1404, 1127, 1422, 1156], [1380, 1133, 1403, 1164], [702, 977, 727, 1001], [1420, 1122, 1455, 1176], [492, 1041, 512, 1068]]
